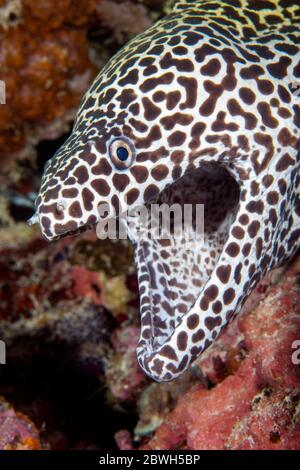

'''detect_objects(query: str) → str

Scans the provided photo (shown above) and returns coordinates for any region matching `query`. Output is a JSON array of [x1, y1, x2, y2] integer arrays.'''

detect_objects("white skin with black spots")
[[30, 0, 300, 381]]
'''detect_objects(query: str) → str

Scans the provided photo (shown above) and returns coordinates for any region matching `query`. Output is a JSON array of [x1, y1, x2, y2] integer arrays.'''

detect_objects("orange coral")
[[0, 0, 97, 157], [0, 0, 156, 181]]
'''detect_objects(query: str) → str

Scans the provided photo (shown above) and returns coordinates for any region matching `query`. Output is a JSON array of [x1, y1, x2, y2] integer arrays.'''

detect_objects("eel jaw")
[[43, 221, 98, 242], [28, 209, 98, 242], [129, 163, 243, 381]]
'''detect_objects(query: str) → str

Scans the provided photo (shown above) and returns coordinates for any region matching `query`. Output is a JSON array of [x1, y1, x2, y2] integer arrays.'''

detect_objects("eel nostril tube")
[[27, 213, 39, 226]]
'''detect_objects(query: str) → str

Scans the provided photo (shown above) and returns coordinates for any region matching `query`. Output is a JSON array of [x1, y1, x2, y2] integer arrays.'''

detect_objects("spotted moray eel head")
[[33, 0, 300, 381]]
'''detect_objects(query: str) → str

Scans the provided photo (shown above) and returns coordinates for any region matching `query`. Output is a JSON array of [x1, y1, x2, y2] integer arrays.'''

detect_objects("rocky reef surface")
[[0, 0, 300, 450]]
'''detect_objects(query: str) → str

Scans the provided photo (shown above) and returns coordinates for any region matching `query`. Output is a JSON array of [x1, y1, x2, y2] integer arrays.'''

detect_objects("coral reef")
[[0, 0, 164, 187], [0, 230, 139, 448], [0, 397, 41, 450]]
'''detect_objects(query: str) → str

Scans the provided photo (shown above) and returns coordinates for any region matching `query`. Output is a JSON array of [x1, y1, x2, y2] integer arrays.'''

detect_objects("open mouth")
[[38, 163, 240, 358], [131, 163, 240, 353]]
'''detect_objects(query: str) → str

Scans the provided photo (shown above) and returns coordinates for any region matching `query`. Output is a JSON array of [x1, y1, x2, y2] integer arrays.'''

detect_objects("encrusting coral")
[[0, 397, 41, 450], [0, 0, 163, 185]]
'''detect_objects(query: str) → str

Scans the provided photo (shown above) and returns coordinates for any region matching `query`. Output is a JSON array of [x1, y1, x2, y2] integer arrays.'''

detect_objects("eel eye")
[[109, 137, 135, 169]]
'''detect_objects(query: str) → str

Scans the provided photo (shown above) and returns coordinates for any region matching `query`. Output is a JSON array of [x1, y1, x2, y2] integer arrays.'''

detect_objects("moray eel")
[[29, 0, 300, 382]]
